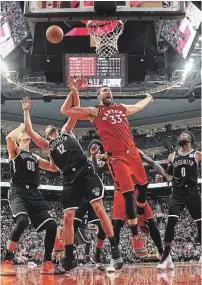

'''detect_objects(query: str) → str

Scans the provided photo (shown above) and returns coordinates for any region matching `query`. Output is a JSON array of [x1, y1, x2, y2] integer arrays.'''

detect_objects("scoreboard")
[[64, 54, 126, 88]]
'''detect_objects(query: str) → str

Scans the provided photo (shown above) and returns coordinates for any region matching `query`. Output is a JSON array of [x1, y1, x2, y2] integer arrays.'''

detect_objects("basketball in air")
[[46, 25, 64, 44]]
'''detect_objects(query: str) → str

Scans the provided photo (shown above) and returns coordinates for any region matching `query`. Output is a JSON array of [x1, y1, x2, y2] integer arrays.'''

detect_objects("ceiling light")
[[195, 43, 199, 47], [0, 59, 8, 73], [199, 36, 202, 41], [141, 58, 144, 62], [189, 58, 194, 62], [185, 61, 193, 71]]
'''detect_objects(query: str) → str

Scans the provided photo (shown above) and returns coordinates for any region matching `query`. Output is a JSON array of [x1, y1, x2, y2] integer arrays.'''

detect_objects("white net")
[[86, 20, 124, 57]]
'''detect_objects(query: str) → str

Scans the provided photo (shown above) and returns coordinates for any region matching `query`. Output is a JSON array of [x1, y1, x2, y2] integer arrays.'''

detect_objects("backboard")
[[24, 1, 185, 22]]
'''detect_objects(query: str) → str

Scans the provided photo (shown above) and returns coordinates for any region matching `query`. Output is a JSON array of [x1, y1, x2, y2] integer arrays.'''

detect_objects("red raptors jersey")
[[93, 104, 135, 152]]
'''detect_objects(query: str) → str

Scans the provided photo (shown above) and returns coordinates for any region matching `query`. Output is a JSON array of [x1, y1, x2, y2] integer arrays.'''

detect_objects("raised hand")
[[145, 93, 154, 102], [90, 144, 100, 156], [21, 96, 31, 111], [76, 75, 88, 90], [96, 153, 108, 160], [68, 75, 88, 91]]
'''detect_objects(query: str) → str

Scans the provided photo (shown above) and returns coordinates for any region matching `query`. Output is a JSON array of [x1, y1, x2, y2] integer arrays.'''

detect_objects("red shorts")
[[107, 146, 148, 193], [112, 190, 153, 221], [54, 238, 64, 251]]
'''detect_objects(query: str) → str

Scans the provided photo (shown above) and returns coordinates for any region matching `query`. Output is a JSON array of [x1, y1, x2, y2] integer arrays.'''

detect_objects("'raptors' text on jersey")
[[10, 150, 40, 186], [48, 132, 88, 177], [172, 149, 198, 188], [93, 104, 135, 152]]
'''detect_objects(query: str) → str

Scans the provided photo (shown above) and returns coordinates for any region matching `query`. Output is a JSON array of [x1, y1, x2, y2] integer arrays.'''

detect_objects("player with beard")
[[89, 139, 173, 260], [157, 131, 201, 270], [23, 78, 123, 272], [1, 124, 65, 276], [61, 85, 153, 256]]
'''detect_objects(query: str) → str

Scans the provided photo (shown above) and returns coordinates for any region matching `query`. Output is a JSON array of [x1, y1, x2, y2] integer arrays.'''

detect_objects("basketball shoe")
[[132, 235, 148, 257], [1, 260, 16, 276], [40, 261, 65, 275], [157, 255, 174, 270]]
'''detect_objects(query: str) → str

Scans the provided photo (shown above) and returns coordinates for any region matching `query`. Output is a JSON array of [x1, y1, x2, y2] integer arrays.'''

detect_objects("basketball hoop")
[[86, 20, 124, 57]]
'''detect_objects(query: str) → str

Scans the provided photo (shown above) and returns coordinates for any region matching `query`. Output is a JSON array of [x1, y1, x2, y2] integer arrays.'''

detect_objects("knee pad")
[[113, 219, 125, 229], [113, 219, 125, 235], [167, 216, 178, 227], [9, 214, 29, 242], [164, 216, 178, 243], [97, 223, 106, 240], [123, 191, 136, 220], [42, 219, 57, 232], [147, 217, 155, 226], [136, 183, 148, 204], [113, 219, 125, 245]]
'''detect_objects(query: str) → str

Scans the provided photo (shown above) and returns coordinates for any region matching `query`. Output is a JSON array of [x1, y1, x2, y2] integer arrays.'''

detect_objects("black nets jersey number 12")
[[57, 144, 66, 154]]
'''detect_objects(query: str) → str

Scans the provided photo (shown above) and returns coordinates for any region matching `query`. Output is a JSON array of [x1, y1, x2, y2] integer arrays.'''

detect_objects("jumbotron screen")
[[64, 54, 126, 88]]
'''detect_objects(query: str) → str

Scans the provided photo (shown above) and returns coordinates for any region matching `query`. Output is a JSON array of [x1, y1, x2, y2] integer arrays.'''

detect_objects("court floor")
[[0, 263, 201, 285]]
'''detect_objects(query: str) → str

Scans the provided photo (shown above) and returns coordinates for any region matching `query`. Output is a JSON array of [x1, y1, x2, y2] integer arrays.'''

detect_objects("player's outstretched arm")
[[138, 149, 173, 182], [60, 76, 98, 121], [35, 154, 60, 172], [123, 93, 153, 116], [61, 78, 80, 133], [22, 97, 49, 151], [61, 105, 97, 121], [6, 123, 25, 160]]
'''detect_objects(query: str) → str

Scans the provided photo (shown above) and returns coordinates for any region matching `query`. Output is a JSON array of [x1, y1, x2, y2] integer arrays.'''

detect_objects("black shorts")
[[168, 185, 201, 221], [8, 185, 55, 232], [62, 166, 104, 212], [74, 198, 99, 225]]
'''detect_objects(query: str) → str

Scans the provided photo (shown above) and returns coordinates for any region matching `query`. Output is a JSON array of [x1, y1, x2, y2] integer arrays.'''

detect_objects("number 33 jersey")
[[48, 132, 88, 175], [172, 149, 198, 188], [9, 150, 40, 186], [93, 104, 135, 152]]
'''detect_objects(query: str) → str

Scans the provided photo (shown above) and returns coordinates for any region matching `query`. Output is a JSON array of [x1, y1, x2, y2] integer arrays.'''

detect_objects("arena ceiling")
[[1, 16, 201, 101]]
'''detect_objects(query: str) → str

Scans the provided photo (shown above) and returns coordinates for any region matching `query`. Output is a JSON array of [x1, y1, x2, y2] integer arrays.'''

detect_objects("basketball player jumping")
[[1, 124, 65, 276], [89, 139, 173, 259], [22, 79, 123, 271], [61, 84, 153, 256], [157, 131, 201, 270]]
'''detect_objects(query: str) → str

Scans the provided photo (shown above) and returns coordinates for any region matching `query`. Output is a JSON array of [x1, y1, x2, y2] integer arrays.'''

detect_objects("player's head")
[[45, 125, 59, 140], [97, 86, 113, 106], [17, 131, 31, 147], [178, 131, 195, 147], [88, 139, 105, 156]]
